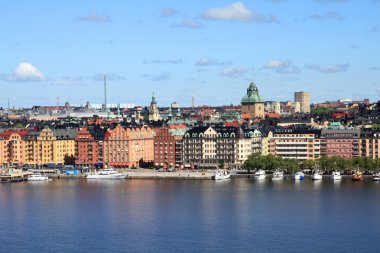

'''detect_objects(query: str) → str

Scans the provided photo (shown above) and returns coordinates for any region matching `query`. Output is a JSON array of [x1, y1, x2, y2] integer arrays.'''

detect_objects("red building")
[[154, 127, 176, 169], [75, 127, 104, 168], [320, 128, 361, 158]]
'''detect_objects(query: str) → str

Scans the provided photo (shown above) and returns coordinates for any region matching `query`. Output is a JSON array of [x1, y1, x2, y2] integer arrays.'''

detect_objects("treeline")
[[243, 154, 380, 173]]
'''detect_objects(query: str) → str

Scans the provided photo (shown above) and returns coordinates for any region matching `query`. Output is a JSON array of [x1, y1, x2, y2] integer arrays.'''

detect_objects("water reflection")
[[312, 179, 322, 189]]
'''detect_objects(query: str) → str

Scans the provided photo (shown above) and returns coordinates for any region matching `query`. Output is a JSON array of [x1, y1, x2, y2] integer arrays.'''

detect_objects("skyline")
[[1, 0, 379, 108]]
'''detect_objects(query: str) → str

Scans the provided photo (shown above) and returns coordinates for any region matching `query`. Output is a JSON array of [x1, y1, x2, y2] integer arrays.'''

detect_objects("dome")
[[241, 81, 264, 104]]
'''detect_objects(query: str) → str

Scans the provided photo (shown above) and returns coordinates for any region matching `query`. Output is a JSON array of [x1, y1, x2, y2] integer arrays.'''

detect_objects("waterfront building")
[[320, 128, 360, 158], [22, 127, 77, 166], [360, 129, 380, 159], [24, 127, 56, 165], [0, 130, 29, 167], [52, 129, 77, 165], [154, 127, 176, 169], [103, 124, 154, 168], [149, 92, 161, 121], [126, 126, 155, 167], [260, 128, 274, 156], [294, 91, 311, 114], [183, 126, 260, 169], [237, 128, 262, 165], [241, 81, 265, 119], [269, 128, 321, 160], [168, 124, 188, 169], [75, 127, 106, 168]]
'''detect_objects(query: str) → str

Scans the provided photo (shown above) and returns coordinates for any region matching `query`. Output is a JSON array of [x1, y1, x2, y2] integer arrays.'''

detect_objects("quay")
[[0, 170, 30, 183]]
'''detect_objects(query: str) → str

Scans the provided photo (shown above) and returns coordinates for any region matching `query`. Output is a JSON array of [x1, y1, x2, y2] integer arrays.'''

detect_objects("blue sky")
[[1, 0, 379, 108]]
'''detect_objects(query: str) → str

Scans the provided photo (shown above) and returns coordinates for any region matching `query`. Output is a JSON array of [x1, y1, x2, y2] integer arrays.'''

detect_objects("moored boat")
[[272, 171, 284, 181], [352, 171, 364, 181], [86, 169, 126, 179], [294, 171, 305, 180], [373, 173, 380, 181], [311, 171, 322, 181], [28, 173, 49, 181], [212, 170, 231, 180], [254, 170, 266, 180], [331, 171, 342, 180]]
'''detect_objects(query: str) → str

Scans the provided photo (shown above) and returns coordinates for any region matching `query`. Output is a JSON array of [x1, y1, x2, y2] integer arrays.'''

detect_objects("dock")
[[0, 173, 29, 183]]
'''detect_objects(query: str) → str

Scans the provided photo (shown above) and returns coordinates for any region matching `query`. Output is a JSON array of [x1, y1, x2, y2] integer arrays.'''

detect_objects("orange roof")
[[241, 112, 252, 119], [0, 130, 29, 138], [266, 112, 281, 118], [225, 121, 239, 127], [168, 124, 187, 129]]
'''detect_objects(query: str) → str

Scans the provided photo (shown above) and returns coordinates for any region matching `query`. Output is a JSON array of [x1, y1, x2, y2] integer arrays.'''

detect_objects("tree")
[[64, 154, 75, 165]]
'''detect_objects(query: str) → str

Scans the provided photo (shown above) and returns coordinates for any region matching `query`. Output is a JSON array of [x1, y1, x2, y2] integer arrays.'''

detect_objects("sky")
[[0, 0, 379, 108]]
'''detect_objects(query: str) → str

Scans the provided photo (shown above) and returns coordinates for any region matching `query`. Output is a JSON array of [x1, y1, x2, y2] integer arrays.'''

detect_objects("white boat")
[[86, 169, 126, 179], [254, 170, 266, 180], [331, 171, 342, 180], [311, 171, 322, 181], [294, 171, 305, 180], [272, 171, 284, 181], [373, 173, 380, 181], [213, 170, 231, 180], [28, 173, 49, 181]]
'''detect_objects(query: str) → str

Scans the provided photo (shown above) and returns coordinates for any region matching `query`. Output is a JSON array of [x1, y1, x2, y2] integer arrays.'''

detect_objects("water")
[[1, 177, 380, 253]]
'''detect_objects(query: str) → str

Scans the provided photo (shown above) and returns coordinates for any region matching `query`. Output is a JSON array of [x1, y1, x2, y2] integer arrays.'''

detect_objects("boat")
[[352, 171, 364, 181], [254, 170, 266, 180], [331, 171, 342, 180], [311, 171, 322, 181], [212, 170, 231, 180], [373, 173, 380, 181], [86, 169, 126, 179], [272, 171, 284, 181], [28, 173, 49, 181], [294, 171, 305, 180]]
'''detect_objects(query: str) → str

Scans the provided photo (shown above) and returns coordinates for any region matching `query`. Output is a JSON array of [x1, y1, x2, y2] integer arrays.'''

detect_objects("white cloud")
[[2, 62, 46, 82], [142, 72, 171, 81], [263, 60, 299, 74], [92, 73, 125, 81], [195, 57, 231, 66], [220, 66, 248, 78], [300, 11, 346, 21], [75, 13, 111, 22], [305, 63, 350, 73], [143, 59, 183, 64], [160, 8, 177, 17], [51, 76, 84, 86], [201, 2, 277, 23], [314, 0, 347, 3], [174, 19, 203, 29]]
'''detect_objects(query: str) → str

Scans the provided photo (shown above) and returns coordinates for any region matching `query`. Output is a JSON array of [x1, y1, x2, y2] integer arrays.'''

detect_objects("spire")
[[168, 105, 173, 118], [176, 107, 181, 117], [151, 91, 157, 104]]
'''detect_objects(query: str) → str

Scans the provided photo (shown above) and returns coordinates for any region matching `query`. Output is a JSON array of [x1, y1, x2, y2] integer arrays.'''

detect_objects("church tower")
[[149, 92, 161, 121], [241, 81, 265, 119]]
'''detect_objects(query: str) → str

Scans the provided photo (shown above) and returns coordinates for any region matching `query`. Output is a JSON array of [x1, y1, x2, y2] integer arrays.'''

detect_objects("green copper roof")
[[241, 81, 263, 104]]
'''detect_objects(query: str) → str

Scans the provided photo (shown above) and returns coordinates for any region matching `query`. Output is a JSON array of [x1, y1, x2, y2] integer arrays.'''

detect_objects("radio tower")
[[104, 74, 107, 116]]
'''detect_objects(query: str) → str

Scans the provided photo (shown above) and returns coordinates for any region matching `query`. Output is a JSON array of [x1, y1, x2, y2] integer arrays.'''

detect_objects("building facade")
[[270, 128, 321, 160], [294, 91, 311, 114], [320, 128, 361, 158]]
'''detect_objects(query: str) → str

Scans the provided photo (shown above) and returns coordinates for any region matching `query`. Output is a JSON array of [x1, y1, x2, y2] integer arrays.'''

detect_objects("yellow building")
[[261, 130, 273, 156], [24, 127, 77, 165]]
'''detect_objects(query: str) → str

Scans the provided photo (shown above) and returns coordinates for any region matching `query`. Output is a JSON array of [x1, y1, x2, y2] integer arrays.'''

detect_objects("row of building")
[[0, 122, 379, 169]]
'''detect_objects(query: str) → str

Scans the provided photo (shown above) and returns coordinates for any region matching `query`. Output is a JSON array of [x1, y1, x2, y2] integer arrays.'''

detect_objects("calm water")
[[1, 177, 380, 253]]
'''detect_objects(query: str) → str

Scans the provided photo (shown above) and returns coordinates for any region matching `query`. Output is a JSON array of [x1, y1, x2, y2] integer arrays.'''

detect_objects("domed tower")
[[241, 81, 264, 119]]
